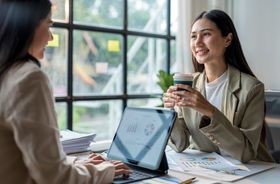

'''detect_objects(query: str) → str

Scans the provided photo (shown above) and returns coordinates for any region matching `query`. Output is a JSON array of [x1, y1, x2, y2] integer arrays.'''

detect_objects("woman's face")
[[28, 13, 53, 59], [190, 18, 232, 65]]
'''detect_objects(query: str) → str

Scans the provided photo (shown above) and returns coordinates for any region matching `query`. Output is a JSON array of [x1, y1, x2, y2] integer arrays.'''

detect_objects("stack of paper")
[[60, 129, 96, 154]]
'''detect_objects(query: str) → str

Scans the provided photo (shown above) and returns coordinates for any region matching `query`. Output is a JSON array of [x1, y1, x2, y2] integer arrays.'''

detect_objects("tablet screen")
[[107, 107, 176, 170]]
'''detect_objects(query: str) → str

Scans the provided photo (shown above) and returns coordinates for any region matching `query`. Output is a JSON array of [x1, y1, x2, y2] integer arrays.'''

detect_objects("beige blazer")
[[169, 65, 274, 163], [0, 61, 115, 184]]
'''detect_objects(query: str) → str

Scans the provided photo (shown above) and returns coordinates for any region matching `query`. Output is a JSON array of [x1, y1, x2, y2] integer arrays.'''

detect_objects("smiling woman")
[[190, 18, 232, 73], [163, 9, 275, 163]]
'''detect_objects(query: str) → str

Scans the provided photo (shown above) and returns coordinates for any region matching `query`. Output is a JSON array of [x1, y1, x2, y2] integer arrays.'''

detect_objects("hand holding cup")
[[173, 73, 193, 90]]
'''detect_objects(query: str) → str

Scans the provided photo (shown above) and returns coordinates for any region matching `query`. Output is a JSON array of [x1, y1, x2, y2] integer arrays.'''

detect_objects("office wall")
[[232, 0, 280, 90]]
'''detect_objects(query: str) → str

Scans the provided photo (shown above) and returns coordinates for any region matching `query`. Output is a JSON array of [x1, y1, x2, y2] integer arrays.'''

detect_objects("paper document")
[[166, 149, 276, 182], [169, 149, 240, 174], [60, 129, 96, 154]]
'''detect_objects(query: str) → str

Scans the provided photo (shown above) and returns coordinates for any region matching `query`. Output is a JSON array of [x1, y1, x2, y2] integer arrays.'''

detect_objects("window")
[[44, 0, 177, 142]]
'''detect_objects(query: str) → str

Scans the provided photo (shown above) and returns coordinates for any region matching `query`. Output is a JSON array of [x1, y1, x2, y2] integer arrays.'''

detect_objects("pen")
[[158, 176, 196, 184], [180, 177, 196, 184]]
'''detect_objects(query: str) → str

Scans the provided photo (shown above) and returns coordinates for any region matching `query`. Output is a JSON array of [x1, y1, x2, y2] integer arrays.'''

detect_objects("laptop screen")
[[107, 107, 176, 170]]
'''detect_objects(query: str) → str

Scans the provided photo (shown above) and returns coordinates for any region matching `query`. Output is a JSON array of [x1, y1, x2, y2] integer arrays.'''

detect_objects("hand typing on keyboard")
[[122, 173, 130, 179], [109, 160, 132, 177]]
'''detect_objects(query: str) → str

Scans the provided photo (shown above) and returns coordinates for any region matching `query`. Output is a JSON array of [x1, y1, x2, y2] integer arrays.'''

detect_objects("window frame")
[[52, 0, 175, 131]]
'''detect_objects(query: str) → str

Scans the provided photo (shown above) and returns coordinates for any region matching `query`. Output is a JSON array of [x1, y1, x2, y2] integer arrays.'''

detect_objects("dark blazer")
[[169, 65, 274, 163]]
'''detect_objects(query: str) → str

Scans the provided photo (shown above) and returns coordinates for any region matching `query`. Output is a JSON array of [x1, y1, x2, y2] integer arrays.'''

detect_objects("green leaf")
[[156, 70, 174, 93]]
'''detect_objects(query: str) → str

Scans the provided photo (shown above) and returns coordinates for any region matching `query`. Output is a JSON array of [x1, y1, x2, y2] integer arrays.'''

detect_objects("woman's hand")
[[163, 86, 179, 108], [75, 154, 131, 177], [173, 84, 216, 118], [110, 160, 132, 177], [75, 153, 106, 165]]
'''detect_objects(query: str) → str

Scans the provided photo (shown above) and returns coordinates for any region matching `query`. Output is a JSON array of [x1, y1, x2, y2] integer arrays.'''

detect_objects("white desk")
[[232, 165, 280, 184], [168, 165, 280, 184], [74, 151, 279, 184]]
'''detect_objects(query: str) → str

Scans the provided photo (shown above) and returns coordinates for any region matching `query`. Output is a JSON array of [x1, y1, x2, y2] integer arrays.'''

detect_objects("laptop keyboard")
[[102, 150, 161, 183], [129, 170, 154, 180], [114, 170, 155, 182]]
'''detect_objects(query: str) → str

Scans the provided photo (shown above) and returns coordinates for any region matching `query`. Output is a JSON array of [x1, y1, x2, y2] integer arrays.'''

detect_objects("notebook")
[[107, 107, 177, 183]]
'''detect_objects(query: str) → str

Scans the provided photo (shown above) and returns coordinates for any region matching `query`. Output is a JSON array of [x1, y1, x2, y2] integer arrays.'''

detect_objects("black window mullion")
[[123, 0, 128, 111], [167, 0, 171, 74], [67, 0, 74, 130]]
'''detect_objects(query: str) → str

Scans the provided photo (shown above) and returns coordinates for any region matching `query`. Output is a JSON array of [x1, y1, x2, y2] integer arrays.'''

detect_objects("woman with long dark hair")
[[0, 1, 130, 183], [163, 9, 274, 163]]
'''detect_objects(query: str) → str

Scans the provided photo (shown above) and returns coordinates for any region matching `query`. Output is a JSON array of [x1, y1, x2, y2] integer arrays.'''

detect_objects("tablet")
[[107, 107, 176, 170]]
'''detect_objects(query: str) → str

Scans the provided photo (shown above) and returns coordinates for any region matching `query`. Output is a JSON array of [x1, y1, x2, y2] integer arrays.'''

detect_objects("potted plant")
[[156, 70, 174, 106]]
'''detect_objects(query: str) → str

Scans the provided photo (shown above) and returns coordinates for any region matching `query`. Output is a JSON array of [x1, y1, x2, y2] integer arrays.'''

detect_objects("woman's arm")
[[168, 107, 191, 152], [199, 83, 265, 162], [9, 69, 115, 184]]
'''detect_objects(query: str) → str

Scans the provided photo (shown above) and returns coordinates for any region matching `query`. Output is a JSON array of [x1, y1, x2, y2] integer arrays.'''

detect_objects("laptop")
[[107, 107, 177, 183]]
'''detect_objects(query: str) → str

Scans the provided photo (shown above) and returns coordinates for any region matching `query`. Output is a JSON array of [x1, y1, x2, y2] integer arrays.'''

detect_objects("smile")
[[195, 49, 209, 56]]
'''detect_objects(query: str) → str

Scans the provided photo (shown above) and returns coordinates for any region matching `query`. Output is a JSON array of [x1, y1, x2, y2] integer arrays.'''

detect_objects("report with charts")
[[167, 149, 276, 182]]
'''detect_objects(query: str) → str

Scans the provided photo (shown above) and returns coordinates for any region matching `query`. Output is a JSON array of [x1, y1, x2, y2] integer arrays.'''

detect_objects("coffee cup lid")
[[173, 73, 193, 80]]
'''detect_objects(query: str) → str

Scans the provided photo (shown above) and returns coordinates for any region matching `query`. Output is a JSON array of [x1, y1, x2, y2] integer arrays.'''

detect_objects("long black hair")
[[0, 0, 51, 77], [191, 9, 255, 77]]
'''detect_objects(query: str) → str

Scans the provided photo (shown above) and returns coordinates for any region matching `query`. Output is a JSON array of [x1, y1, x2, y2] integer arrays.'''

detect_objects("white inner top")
[[205, 70, 229, 111]]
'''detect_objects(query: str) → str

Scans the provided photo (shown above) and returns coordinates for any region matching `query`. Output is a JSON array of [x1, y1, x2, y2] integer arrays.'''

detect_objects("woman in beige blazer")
[[163, 9, 274, 163], [0, 1, 129, 184]]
